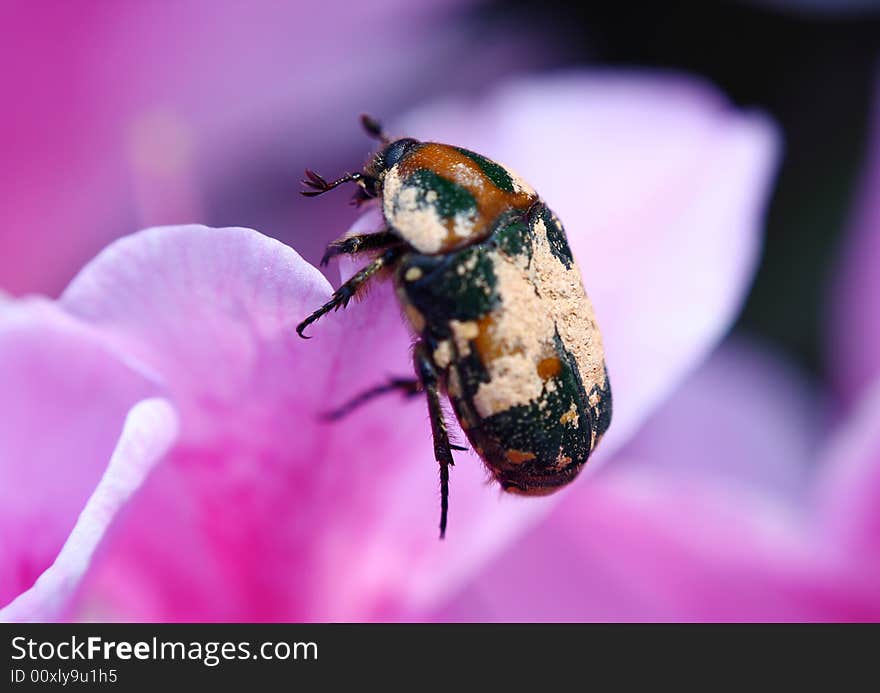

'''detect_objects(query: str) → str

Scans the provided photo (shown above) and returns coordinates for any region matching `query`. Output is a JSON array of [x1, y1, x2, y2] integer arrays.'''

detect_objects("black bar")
[[1, 623, 872, 688]]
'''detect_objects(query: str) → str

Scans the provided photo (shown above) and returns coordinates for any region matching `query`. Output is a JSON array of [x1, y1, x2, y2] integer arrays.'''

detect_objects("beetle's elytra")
[[298, 115, 612, 537]]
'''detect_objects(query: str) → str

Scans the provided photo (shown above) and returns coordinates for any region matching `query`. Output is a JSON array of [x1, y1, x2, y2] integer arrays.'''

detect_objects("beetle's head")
[[301, 116, 423, 206], [352, 136, 420, 206], [365, 136, 420, 179], [351, 115, 418, 202]]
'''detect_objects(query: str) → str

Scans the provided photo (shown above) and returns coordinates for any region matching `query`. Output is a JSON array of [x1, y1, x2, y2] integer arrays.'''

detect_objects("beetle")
[[297, 115, 612, 538]]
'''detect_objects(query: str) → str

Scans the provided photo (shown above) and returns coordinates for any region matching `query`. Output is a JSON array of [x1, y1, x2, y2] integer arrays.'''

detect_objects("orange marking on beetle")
[[505, 449, 536, 465], [473, 314, 504, 363], [536, 356, 562, 380], [396, 143, 536, 251]]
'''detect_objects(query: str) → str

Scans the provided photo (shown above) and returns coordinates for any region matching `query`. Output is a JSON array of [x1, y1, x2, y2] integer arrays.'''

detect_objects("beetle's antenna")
[[301, 169, 364, 197], [360, 114, 390, 145]]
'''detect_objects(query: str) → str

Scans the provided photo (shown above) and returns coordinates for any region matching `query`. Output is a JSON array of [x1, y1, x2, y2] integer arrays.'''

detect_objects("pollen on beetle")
[[433, 340, 453, 369], [383, 172, 448, 254], [501, 164, 536, 197], [554, 454, 573, 471], [449, 319, 479, 357], [404, 267, 423, 282], [559, 402, 579, 428]]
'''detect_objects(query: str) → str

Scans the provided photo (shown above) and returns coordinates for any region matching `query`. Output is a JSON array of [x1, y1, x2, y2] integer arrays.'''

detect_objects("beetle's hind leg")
[[320, 230, 399, 267], [296, 247, 401, 339], [322, 377, 421, 421], [413, 342, 457, 539]]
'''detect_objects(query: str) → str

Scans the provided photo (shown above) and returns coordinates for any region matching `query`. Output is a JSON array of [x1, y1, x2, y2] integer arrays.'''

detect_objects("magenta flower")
[[1, 73, 778, 622]]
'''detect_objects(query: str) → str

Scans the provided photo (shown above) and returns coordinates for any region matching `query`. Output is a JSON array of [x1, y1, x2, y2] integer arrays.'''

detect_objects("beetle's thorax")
[[381, 142, 537, 255]]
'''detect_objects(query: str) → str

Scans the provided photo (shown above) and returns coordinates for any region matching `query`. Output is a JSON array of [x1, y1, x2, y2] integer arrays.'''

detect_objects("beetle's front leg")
[[413, 341, 455, 539], [296, 247, 401, 339], [320, 230, 399, 267]]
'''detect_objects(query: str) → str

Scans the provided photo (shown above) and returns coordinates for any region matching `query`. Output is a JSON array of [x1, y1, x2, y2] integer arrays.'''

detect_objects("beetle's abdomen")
[[396, 204, 612, 495]]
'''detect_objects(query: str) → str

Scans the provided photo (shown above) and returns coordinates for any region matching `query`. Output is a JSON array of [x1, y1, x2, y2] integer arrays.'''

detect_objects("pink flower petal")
[[611, 337, 824, 500], [436, 480, 879, 621], [433, 338, 880, 621], [2, 399, 178, 622], [398, 72, 781, 452], [61, 225, 334, 446], [828, 73, 880, 408], [0, 301, 176, 621], [817, 379, 880, 575]]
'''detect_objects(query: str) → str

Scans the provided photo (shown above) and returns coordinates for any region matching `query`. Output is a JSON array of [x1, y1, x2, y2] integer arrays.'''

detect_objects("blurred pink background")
[[2, 1, 880, 622]]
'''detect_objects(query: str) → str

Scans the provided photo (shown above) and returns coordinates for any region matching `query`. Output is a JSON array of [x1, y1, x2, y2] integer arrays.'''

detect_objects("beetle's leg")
[[320, 230, 400, 267], [413, 341, 455, 539], [323, 375, 467, 449], [322, 377, 421, 421], [296, 248, 400, 339]]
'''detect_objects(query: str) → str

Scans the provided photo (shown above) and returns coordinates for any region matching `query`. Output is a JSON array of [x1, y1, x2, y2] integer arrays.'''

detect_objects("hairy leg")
[[413, 341, 456, 539], [320, 230, 399, 266], [296, 248, 400, 338]]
